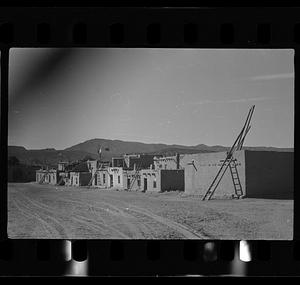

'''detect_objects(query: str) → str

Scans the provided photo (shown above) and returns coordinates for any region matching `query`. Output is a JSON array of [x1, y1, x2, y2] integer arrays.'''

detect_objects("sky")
[[8, 48, 294, 150]]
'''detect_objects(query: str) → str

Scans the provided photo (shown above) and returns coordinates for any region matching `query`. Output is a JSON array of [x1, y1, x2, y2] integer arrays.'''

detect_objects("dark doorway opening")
[[127, 178, 130, 188], [110, 174, 113, 187]]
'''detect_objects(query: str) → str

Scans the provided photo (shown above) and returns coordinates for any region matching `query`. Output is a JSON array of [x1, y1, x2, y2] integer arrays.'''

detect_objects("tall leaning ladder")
[[128, 163, 142, 191], [202, 105, 255, 201], [88, 162, 103, 187], [39, 170, 49, 184], [57, 174, 66, 186]]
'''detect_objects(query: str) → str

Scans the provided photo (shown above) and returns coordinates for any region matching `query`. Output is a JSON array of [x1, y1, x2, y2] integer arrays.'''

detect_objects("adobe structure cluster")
[[36, 150, 293, 199]]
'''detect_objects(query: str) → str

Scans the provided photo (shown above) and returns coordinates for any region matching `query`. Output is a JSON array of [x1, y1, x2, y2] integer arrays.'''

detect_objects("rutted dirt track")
[[8, 183, 293, 239]]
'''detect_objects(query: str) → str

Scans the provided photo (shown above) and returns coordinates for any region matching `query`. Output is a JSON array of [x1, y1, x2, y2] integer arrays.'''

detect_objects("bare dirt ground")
[[8, 182, 293, 239]]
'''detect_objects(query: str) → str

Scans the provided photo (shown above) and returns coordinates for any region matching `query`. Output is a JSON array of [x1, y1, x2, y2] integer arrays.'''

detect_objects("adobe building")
[[139, 154, 184, 193], [136, 153, 184, 193], [123, 167, 141, 190], [36, 168, 59, 185], [123, 154, 161, 170], [58, 161, 68, 172], [153, 153, 181, 170], [93, 167, 124, 189], [69, 162, 92, 187], [93, 168, 109, 188], [107, 167, 124, 189], [112, 157, 125, 167], [140, 168, 184, 192], [181, 150, 293, 199], [37, 161, 72, 185], [87, 160, 98, 174]]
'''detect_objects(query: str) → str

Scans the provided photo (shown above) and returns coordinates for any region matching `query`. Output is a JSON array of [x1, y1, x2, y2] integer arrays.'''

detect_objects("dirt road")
[[8, 183, 293, 239]]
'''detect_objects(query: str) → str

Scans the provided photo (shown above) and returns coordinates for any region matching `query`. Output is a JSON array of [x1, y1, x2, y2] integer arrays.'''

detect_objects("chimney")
[[176, 153, 180, 169]]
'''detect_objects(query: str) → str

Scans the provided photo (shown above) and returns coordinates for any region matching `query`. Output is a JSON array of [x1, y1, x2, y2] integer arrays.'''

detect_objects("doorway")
[[127, 178, 131, 188], [144, 178, 147, 191], [110, 174, 113, 187], [94, 174, 97, 186]]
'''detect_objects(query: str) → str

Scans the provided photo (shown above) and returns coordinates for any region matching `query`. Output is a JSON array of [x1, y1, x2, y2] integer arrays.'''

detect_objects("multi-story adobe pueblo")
[[36, 149, 293, 199]]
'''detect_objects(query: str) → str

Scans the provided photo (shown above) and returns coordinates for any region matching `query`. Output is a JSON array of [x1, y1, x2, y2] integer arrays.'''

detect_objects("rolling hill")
[[8, 146, 98, 167], [8, 138, 294, 166]]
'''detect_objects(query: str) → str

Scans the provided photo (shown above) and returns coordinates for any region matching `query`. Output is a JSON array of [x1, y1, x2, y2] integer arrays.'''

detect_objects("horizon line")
[[8, 138, 294, 152]]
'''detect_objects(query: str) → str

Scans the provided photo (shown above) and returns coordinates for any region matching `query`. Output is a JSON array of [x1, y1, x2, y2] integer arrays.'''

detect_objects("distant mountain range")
[[8, 138, 294, 166]]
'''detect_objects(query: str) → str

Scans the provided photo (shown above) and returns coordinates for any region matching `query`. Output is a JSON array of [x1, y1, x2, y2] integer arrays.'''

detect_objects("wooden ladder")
[[39, 171, 48, 184], [128, 164, 141, 191], [202, 105, 255, 201], [88, 163, 103, 186], [57, 174, 65, 186], [229, 159, 243, 197], [202, 154, 235, 201]]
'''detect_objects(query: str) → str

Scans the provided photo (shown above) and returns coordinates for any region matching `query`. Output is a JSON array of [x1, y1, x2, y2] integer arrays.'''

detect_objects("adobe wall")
[[160, 169, 184, 192], [36, 170, 58, 185], [245, 150, 294, 199], [108, 167, 124, 189], [123, 170, 141, 190], [154, 156, 177, 170], [138, 155, 157, 169], [140, 169, 161, 192], [112, 157, 124, 167], [181, 151, 246, 198], [79, 172, 92, 186], [69, 172, 79, 186], [87, 160, 98, 175], [95, 169, 109, 188]]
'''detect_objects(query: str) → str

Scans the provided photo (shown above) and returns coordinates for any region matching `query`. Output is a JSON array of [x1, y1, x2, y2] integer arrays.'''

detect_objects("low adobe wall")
[[160, 169, 184, 192], [181, 151, 246, 198], [140, 169, 160, 192], [79, 172, 92, 186], [245, 150, 294, 199]]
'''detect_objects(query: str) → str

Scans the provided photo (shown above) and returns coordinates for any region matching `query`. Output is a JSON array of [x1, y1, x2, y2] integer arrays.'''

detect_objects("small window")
[[103, 174, 106, 184], [137, 179, 141, 186], [118, 175, 120, 183], [153, 180, 157, 188]]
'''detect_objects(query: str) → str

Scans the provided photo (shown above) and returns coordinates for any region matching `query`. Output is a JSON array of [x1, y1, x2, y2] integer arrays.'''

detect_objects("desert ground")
[[8, 182, 293, 239]]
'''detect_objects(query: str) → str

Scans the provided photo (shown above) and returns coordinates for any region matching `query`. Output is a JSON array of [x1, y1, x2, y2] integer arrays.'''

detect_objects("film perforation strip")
[[0, 18, 299, 46], [36, 23, 51, 44], [0, 6, 298, 277], [1, 240, 298, 261], [1, 240, 300, 275]]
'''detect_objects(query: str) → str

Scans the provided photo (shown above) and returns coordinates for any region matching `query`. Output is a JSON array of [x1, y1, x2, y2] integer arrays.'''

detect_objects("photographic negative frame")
[[0, 1, 299, 277]]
